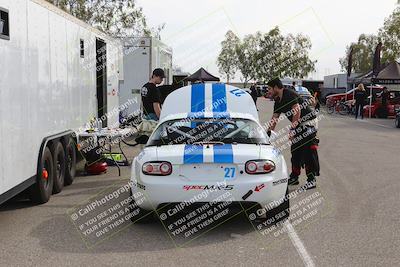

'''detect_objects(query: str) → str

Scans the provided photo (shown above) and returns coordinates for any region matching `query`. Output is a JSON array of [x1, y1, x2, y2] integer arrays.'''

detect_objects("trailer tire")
[[29, 147, 54, 204], [53, 142, 66, 194], [64, 138, 77, 186]]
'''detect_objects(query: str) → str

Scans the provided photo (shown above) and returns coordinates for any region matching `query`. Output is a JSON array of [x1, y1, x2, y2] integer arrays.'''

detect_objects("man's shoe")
[[305, 180, 317, 190], [288, 177, 299, 185]]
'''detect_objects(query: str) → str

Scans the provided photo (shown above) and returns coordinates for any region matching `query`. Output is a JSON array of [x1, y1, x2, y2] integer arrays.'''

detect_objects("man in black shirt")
[[141, 68, 165, 121], [267, 78, 319, 190]]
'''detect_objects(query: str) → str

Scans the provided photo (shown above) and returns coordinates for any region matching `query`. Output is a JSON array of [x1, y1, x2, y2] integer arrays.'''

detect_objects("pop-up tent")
[[367, 61, 400, 117], [184, 68, 220, 83], [372, 61, 400, 85]]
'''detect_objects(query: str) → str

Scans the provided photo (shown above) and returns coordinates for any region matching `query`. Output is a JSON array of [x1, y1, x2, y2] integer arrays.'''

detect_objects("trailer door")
[[96, 38, 107, 127]]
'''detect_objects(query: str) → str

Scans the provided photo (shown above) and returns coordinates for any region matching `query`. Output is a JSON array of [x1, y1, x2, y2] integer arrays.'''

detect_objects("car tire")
[[29, 147, 54, 204], [52, 142, 66, 194], [64, 138, 77, 186], [129, 189, 154, 223]]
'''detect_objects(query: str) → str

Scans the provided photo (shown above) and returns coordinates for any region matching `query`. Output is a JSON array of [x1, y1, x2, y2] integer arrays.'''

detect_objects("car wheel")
[[129, 189, 154, 223], [29, 147, 54, 204], [52, 142, 66, 194], [64, 138, 77, 186]]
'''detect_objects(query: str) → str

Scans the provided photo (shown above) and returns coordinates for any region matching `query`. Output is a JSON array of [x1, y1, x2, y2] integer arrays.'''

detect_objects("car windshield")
[[147, 118, 269, 146]]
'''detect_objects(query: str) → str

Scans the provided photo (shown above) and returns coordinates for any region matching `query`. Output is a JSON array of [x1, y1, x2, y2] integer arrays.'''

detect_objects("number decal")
[[230, 89, 247, 97], [224, 167, 236, 179], [230, 167, 236, 178]]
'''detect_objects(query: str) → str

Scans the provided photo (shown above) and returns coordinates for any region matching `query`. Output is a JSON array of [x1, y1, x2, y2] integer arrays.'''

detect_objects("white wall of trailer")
[[119, 37, 172, 118], [0, 0, 122, 197]]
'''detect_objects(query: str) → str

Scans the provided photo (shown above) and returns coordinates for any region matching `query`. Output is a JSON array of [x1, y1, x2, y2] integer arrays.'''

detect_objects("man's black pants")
[[290, 126, 320, 182]]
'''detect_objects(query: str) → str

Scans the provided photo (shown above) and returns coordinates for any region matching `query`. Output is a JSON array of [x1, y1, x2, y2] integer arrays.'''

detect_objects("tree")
[[340, 7, 400, 74], [339, 34, 380, 74], [379, 7, 400, 62], [217, 31, 240, 83], [45, 0, 150, 37], [235, 32, 261, 86], [217, 28, 316, 85], [254, 28, 316, 81]]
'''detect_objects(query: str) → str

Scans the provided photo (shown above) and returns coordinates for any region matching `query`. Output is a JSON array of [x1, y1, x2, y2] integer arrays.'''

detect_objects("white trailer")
[[119, 37, 172, 118], [0, 0, 123, 205]]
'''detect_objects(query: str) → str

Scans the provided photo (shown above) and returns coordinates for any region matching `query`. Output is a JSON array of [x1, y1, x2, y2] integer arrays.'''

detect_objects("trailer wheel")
[[64, 138, 77, 186], [53, 142, 66, 194], [29, 147, 54, 204]]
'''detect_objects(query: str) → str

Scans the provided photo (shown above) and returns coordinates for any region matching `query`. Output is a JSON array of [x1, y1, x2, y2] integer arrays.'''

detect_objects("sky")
[[136, 0, 399, 81]]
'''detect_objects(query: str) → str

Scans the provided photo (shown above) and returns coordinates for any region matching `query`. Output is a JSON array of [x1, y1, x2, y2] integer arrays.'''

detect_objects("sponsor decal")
[[183, 185, 234, 191], [229, 88, 247, 97], [254, 184, 266, 192], [273, 178, 288, 186], [133, 182, 146, 190], [242, 190, 253, 200]]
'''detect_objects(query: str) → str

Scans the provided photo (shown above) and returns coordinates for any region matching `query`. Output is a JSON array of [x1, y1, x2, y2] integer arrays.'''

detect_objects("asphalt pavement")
[[1, 97, 399, 267]]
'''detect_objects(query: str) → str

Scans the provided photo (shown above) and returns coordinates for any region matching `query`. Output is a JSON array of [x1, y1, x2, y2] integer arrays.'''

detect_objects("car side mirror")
[[135, 135, 149, 144]]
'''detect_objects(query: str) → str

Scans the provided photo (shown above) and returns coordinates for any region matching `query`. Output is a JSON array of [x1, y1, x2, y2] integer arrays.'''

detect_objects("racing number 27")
[[224, 167, 236, 179]]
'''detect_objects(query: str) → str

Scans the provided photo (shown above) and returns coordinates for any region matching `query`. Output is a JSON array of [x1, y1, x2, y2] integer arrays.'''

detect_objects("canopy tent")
[[351, 70, 373, 85], [365, 61, 400, 118], [184, 68, 220, 83], [351, 63, 389, 85], [372, 61, 400, 85]]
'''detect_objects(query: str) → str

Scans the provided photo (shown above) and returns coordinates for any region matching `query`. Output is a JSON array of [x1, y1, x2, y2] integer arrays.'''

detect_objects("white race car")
[[130, 83, 289, 222]]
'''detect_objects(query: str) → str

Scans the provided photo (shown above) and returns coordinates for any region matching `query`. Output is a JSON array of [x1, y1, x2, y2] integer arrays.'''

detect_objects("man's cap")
[[267, 78, 283, 89], [153, 68, 165, 78]]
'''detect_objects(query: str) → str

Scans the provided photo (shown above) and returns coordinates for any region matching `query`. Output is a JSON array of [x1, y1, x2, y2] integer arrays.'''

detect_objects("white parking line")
[[285, 221, 315, 267]]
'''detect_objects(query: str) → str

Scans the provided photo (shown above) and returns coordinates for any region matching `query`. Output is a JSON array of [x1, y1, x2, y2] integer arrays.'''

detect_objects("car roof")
[[160, 83, 259, 122]]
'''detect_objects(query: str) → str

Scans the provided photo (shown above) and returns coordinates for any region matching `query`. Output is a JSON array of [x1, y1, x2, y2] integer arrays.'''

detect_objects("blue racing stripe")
[[213, 144, 234, 163], [212, 83, 229, 117], [191, 83, 206, 117], [184, 145, 204, 164], [190, 83, 206, 128]]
